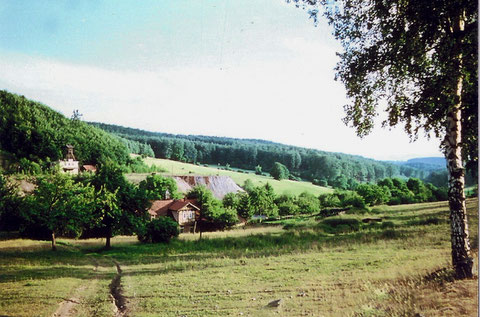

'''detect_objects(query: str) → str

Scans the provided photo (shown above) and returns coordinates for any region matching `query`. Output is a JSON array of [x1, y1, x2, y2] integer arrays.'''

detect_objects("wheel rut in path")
[[52, 257, 98, 317], [110, 259, 128, 317]]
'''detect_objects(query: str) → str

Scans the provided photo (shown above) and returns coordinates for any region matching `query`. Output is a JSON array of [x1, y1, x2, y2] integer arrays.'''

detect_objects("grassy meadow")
[[0, 199, 478, 316], [127, 156, 333, 197]]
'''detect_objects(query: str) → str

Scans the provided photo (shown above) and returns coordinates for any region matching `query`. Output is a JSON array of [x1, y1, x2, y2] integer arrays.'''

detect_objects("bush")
[[407, 217, 442, 226], [319, 217, 361, 234], [277, 201, 299, 216], [381, 229, 400, 239], [270, 162, 289, 180], [313, 179, 328, 187], [337, 191, 366, 209], [212, 207, 239, 229], [381, 221, 395, 229], [319, 193, 341, 208], [296, 192, 320, 214], [288, 174, 301, 181], [138, 217, 179, 243]]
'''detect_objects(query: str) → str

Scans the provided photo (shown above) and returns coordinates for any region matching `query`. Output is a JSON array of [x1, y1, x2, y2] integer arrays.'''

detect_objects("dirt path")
[[52, 259, 99, 317], [110, 259, 129, 317], [52, 288, 85, 317], [52, 256, 129, 317]]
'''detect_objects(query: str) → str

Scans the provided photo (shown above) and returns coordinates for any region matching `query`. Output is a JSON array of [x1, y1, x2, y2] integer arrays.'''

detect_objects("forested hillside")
[[0, 90, 131, 171], [89, 122, 436, 189]]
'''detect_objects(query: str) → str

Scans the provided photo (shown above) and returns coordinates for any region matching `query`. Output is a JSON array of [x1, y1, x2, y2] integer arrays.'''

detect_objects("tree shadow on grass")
[[98, 228, 411, 267], [0, 265, 114, 283], [383, 209, 449, 222], [0, 225, 416, 281], [0, 247, 116, 283]]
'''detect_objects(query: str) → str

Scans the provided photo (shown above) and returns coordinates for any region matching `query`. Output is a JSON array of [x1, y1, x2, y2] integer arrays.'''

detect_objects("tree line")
[[89, 122, 442, 188], [1, 162, 457, 251], [0, 165, 180, 249]]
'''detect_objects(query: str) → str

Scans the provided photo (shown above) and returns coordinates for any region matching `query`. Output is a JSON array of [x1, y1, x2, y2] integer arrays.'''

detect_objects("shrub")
[[320, 217, 361, 234], [288, 174, 301, 181], [277, 201, 299, 216], [313, 179, 328, 187], [342, 193, 366, 209], [407, 217, 442, 226], [138, 217, 179, 243], [270, 162, 289, 180], [283, 222, 308, 230], [319, 193, 341, 208], [381, 229, 400, 239], [296, 192, 320, 214], [381, 221, 395, 229], [212, 207, 239, 229]]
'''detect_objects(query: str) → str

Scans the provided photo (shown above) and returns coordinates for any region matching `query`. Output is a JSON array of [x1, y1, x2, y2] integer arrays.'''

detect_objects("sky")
[[0, 0, 443, 161]]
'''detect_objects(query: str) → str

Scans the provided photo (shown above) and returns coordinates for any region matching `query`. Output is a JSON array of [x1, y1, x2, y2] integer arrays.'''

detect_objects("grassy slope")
[[0, 200, 477, 316], [128, 156, 333, 196]]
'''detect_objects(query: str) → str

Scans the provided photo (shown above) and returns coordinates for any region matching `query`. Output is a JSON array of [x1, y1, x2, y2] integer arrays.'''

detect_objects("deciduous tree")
[[89, 161, 150, 248], [24, 174, 95, 251], [270, 162, 289, 180], [292, 0, 477, 278], [138, 174, 180, 200]]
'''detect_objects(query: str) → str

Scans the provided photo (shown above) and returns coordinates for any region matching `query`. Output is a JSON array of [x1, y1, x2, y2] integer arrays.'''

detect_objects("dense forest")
[[89, 122, 445, 189], [0, 90, 457, 190], [0, 90, 153, 173]]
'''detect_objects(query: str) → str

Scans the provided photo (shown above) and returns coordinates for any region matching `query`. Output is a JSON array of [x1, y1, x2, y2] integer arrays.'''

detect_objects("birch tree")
[[291, 0, 477, 278]]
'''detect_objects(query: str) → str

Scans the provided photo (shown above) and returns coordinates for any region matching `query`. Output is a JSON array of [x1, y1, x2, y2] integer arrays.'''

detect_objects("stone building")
[[59, 145, 79, 175]]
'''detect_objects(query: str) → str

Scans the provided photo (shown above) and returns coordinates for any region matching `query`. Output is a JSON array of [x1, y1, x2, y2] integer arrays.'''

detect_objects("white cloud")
[[0, 51, 442, 161]]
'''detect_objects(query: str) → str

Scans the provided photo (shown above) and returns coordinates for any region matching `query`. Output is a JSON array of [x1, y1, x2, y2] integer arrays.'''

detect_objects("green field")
[[128, 156, 333, 196], [0, 200, 478, 316]]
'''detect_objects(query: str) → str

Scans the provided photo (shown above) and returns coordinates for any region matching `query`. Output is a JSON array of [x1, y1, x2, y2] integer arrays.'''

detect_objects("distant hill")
[[90, 122, 432, 188], [0, 90, 131, 170], [389, 157, 446, 173], [407, 157, 446, 167]]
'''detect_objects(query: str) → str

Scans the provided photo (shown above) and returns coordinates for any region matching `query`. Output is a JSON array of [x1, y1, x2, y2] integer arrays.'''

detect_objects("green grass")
[[0, 241, 116, 317], [0, 199, 478, 316], [127, 156, 333, 196]]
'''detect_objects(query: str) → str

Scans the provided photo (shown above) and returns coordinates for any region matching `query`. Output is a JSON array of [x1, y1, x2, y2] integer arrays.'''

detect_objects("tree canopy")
[[23, 174, 95, 250], [0, 90, 131, 168], [270, 162, 290, 180], [291, 0, 477, 278]]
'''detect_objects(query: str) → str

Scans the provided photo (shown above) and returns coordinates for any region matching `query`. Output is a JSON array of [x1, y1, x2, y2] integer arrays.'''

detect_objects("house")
[[58, 145, 79, 174], [148, 199, 201, 233], [81, 164, 97, 173]]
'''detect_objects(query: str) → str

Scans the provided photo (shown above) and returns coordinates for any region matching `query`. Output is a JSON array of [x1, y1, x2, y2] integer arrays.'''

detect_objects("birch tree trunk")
[[445, 105, 473, 279], [444, 11, 473, 279]]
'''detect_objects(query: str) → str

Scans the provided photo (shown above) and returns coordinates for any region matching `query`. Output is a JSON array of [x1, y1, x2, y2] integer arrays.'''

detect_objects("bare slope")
[[173, 175, 244, 199], [128, 157, 333, 196]]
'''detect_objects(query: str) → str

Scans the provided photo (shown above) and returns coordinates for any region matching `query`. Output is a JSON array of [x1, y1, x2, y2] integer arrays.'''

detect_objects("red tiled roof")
[[82, 165, 97, 172], [170, 201, 200, 211], [148, 199, 174, 217], [148, 199, 200, 217]]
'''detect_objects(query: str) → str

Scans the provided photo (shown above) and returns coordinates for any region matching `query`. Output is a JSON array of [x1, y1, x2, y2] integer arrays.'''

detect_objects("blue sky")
[[0, 0, 442, 161]]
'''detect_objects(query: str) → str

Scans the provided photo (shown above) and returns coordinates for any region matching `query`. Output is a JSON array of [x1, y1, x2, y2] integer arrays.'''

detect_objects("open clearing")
[[127, 156, 333, 197], [0, 200, 478, 316]]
